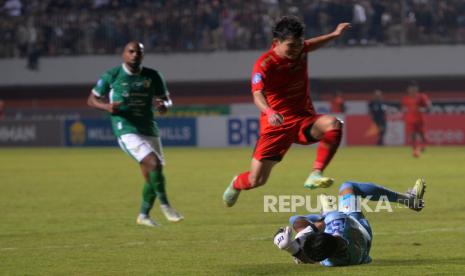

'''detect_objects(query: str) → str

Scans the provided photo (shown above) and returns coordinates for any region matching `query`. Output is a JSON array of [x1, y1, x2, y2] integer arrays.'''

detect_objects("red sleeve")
[[251, 60, 267, 93]]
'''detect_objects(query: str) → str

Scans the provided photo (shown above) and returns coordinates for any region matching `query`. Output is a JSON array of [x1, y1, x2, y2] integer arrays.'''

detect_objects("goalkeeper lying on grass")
[[273, 178, 426, 266]]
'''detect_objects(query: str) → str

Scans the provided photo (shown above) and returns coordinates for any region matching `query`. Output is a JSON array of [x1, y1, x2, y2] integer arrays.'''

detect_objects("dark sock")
[[149, 170, 170, 206], [140, 182, 156, 215]]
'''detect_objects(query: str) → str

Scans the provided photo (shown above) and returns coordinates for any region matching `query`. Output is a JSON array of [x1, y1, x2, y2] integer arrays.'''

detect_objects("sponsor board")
[[197, 116, 259, 147], [65, 118, 197, 147], [345, 115, 405, 146], [424, 114, 465, 145], [65, 119, 116, 146], [0, 120, 62, 146], [157, 118, 197, 146], [197, 115, 346, 147]]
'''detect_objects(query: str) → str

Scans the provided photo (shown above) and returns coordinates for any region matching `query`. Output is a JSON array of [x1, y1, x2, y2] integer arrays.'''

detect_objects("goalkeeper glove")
[[273, 226, 299, 255]]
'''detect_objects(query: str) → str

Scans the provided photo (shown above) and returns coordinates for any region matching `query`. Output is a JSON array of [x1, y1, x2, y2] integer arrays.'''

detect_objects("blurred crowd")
[[2, 0, 465, 60]]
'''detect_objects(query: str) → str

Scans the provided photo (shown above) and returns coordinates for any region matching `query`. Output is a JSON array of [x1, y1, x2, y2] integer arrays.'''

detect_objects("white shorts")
[[117, 133, 165, 165]]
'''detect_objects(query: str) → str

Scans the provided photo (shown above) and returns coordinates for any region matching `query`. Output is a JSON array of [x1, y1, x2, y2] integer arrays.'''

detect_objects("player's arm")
[[273, 226, 317, 264], [87, 92, 121, 114], [154, 94, 172, 115], [87, 74, 121, 114], [253, 90, 284, 126], [153, 71, 172, 115], [304, 23, 351, 52], [420, 94, 432, 113]]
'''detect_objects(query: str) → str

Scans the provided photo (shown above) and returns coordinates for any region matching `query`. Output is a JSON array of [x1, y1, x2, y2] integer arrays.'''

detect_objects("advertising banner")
[[424, 114, 465, 145], [0, 120, 63, 146], [197, 116, 259, 147], [64, 118, 197, 147], [197, 115, 346, 147], [345, 115, 405, 146], [64, 119, 116, 146], [157, 118, 197, 146]]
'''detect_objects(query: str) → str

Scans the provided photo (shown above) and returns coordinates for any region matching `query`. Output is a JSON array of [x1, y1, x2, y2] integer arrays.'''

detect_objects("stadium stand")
[[1, 0, 465, 58]]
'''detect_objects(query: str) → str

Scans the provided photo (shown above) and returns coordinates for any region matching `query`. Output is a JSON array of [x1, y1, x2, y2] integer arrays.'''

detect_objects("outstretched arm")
[[305, 23, 351, 52], [274, 226, 317, 264]]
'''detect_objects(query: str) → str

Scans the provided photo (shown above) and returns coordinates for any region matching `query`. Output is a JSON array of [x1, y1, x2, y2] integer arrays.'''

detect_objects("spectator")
[[3, 0, 22, 17], [1, 0, 465, 57]]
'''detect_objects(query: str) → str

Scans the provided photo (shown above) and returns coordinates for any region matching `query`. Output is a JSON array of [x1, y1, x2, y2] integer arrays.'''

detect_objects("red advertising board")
[[345, 115, 379, 145], [424, 114, 465, 145], [346, 114, 465, 145]]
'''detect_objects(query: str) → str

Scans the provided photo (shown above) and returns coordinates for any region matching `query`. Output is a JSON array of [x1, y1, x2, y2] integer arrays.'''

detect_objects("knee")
[[321, 117, 343, 133], [339, 181, 354, 195], [142, 156, 162, 171], [331, 117, 344, 129], [148, 162, 162, 171]]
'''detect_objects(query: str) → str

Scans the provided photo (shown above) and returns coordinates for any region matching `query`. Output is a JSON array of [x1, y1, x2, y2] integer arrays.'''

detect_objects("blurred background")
[[1, 0, 464, 148]]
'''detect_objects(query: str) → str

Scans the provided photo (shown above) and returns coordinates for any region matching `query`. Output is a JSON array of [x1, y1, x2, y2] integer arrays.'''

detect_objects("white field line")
[[1, 227, 465, 252]]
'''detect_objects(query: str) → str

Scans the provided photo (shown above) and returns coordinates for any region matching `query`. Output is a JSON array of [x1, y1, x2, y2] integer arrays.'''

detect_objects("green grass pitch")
[[1, 146, 465, 275]]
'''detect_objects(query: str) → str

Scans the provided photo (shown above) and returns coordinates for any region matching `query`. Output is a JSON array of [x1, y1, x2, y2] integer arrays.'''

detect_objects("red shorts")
[[406, 120, 425, 135], [253, 114, 323, 161]]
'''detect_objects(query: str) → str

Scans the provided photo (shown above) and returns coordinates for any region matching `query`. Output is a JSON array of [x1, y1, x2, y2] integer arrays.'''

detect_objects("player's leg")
[[143, 136, 183, 222], [417, 121, 427, 152], [408, 122, 421, 157], [224, 131, 291, 207], [302, 115, 343, 189], [117, 134, 160, 227], [223, 158, 278, 207], [338, 179, 426, 212], [137, 159, 161, 226], [140, 167, 157, 220], [377, 120, 386, 146]]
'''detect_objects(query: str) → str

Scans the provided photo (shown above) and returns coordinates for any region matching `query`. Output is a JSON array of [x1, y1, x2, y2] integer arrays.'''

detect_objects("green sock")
[[140, 182, 156, 215], [149, 170, 170, 206]]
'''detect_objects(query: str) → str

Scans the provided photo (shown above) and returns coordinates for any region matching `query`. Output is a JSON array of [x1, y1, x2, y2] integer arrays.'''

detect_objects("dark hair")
[[302, 232, 339, 262], [272, 16, 305, 41]]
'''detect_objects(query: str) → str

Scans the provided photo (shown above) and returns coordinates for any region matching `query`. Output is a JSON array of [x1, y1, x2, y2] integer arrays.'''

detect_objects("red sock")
[[313, 128, 342, 171], [233, 172, 253, 190]]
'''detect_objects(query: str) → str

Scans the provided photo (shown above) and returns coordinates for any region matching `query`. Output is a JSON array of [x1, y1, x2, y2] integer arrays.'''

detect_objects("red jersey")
[[401, 93, 430, 122], [251, 42, 316, 121]]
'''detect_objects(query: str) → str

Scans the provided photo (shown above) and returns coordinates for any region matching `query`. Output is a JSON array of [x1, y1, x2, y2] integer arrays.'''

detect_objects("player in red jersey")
[[401, 81, 432, 158], [223, 16, 350, 207]]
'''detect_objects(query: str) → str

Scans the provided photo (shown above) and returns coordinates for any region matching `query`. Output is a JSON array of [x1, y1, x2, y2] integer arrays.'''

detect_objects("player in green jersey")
[[87, 41, 183, 227]]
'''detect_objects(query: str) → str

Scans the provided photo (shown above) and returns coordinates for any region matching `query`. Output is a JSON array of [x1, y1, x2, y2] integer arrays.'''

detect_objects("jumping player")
[[273, 178, 426, 266], [87, 42, 183, 227], [223, 16, 351, 207], [401, 81, 432, 157]]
